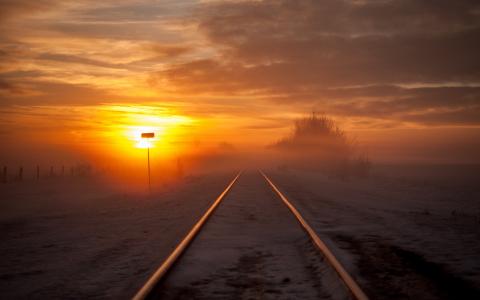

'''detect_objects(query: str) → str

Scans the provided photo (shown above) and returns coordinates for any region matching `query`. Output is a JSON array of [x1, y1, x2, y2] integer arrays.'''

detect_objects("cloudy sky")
[[1, 0, 480, 164]]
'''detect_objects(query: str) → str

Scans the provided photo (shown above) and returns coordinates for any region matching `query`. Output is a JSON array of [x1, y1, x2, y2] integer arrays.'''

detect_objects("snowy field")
[[1, 164, 479, 299], [269, 164, 480, 299], [0, 173, 236, 299]]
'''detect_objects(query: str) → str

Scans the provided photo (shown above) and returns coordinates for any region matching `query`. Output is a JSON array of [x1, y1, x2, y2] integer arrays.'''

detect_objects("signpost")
[[141, 132, 155, 192]]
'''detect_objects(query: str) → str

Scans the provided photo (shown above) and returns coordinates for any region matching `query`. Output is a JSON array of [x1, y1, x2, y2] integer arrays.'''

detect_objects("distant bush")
[[271, 113, 371, 178]]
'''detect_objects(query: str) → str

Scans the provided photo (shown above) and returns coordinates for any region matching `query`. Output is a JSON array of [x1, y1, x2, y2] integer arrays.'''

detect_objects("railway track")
[[133, 171, 368, 300]]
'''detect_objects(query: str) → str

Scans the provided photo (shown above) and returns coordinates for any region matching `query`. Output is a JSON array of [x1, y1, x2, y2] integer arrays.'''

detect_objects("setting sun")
[[130, 127, 159, 149], [93, 104, 195, 156]]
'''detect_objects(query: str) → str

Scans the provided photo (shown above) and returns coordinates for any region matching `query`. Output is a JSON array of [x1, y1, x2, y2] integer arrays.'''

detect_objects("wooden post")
[[62, 165, 65, 177]]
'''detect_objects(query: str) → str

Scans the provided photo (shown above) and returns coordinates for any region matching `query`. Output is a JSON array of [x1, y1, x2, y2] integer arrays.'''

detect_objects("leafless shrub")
[[271, 113, 371, 178]]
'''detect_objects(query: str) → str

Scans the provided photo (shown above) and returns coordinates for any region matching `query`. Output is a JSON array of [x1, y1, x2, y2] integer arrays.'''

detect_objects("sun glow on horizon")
[[130, 126, 160, 149], [91, 104, 196, 158]]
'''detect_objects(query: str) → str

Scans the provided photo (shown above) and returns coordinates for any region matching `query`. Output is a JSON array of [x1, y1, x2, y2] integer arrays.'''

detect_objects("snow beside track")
[[268, 164, 480, 299], [0, 173, 236, 299]]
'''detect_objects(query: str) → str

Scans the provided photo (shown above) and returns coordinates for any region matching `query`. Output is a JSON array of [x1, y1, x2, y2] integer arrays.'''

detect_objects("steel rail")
[[132, 172, 242, 300], [260, 170, 369, 300]]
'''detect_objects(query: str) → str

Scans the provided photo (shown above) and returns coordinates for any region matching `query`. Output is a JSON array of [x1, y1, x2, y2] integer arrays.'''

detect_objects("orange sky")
[[1, 0, 480, 168]]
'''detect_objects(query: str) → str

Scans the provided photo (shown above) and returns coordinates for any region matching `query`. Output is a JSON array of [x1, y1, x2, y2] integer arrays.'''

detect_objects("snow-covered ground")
[[1, 164, 479, 299], [269, 164, 480, 299], [0, 173, 236, 299]]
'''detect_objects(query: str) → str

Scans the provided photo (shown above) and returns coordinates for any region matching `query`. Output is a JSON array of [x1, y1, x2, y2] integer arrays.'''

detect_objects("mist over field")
[[1, 0, 480, 299]]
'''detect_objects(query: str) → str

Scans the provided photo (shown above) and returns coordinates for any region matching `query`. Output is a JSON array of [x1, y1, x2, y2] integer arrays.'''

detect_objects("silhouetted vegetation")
[[272, 113, 371, 178]]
